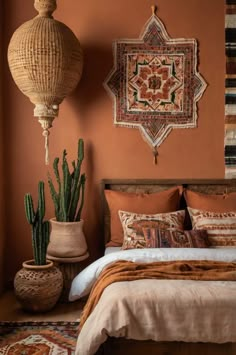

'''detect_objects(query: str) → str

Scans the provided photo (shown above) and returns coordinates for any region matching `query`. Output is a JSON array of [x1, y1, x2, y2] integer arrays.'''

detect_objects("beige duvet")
[[75, 279, 236, 355]]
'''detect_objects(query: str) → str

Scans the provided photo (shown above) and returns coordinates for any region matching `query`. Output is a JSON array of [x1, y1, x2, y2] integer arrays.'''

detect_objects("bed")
[[70, 179, 236, 355]]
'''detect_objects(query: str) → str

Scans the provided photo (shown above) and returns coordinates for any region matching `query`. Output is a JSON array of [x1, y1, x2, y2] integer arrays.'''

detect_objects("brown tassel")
[[42, 129, 50, 165], [153, 147, 158, 165], [151, 5, 157, 16]]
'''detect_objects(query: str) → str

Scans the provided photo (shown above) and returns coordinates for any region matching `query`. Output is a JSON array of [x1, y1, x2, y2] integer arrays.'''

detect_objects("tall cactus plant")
[[24, 181, 50, 265], [48, 138, 86, 222]]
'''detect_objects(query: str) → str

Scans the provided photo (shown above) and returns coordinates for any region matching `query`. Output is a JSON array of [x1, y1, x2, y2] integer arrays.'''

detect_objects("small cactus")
[[24, 181, 50, 265], [48, 138, 86, 222]]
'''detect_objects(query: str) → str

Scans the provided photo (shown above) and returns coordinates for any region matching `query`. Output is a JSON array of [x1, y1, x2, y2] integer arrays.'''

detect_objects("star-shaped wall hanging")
[[104, 6, 207, 163]]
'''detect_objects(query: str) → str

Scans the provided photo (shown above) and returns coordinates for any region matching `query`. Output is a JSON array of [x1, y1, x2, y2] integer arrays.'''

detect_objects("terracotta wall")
[[3, 0, 225, 284]]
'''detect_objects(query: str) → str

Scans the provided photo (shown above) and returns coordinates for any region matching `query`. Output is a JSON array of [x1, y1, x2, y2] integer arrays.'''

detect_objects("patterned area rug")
[[0, 321, 79, 354]]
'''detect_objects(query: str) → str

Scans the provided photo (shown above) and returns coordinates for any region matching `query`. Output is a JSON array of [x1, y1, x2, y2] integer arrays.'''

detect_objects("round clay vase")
[[14, 259, 63, 312], [47, 218, 88, 259]]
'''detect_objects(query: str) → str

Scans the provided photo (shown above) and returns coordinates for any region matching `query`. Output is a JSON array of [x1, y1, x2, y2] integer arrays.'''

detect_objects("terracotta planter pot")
[[14, 259, 63, 312], [47, 218, 88, 259]]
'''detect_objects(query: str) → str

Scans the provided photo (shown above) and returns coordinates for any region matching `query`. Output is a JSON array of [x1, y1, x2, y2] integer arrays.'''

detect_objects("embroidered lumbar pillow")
[[142, 228, 209, 249]]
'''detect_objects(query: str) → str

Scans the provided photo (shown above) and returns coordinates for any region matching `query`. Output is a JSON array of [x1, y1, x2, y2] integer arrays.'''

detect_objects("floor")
[[0, 290, 85, 321]]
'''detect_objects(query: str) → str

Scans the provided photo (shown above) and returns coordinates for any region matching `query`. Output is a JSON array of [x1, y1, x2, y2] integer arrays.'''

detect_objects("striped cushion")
[[188, 207, 236, 248]]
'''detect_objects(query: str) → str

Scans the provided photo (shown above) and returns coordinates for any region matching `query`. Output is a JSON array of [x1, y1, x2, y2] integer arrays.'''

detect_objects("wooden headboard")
[[101, 179, 236, 244]]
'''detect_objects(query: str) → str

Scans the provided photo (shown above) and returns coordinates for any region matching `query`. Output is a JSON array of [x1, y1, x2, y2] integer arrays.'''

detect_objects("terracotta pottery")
[[47, 218, 88, 259], [14, 259, 63, 312]]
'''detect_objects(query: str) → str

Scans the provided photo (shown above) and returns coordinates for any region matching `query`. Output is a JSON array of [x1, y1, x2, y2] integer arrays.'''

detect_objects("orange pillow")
[[184, 189, 236, 212], [105, 186, 182, 246]]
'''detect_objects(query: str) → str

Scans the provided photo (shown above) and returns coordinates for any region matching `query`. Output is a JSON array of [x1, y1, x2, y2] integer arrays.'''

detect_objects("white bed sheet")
[[69, 248, 236, 301], [104, 246, 122, 255]]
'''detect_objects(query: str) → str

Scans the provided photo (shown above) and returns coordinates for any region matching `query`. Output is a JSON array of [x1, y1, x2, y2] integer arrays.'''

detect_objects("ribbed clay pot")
[[47, 218, 88, 259], [14, 260, 63, 312]]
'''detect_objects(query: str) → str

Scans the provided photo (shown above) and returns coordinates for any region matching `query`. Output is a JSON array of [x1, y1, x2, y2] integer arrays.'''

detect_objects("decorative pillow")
[[188, 207, 236, 248], [184, 189, 236, 212], [105, 186, 183, 247], [119, 209, 185, 250], [142, 229, 210, 249]]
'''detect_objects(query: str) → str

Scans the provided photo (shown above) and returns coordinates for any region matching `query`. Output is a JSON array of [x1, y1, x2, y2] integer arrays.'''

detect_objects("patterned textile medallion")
[[104, 7, 207, 160], [225, 0, 236, 178], [0, 321, 79, 354]]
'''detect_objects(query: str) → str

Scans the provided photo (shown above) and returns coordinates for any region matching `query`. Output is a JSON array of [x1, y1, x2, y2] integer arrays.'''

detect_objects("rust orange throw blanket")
[[79, 259, 236, 330]]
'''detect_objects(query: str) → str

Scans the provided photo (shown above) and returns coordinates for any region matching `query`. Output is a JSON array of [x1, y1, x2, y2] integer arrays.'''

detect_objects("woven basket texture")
[[7, 0, 83, 164], [14, 262, 63, 312], [8, 17, 83, 109]]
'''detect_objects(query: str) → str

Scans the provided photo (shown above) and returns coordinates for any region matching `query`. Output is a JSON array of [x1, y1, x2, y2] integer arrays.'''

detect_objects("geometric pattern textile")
[[225, 0, 236, 178], [188, 207, 236, 248], [104, 9, 207, 159], [119, 209, 185, 250], [121, 225, 209, 249], [0, 321, 79, 354], [142, 229, 210, 249]]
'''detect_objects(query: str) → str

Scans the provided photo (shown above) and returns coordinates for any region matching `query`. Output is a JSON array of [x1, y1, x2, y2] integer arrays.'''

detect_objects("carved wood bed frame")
[[96, 179, 236, 355]]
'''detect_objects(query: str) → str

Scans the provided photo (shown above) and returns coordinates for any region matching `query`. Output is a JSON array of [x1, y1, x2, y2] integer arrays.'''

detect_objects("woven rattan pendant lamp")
[[8, 0, 83, 164]]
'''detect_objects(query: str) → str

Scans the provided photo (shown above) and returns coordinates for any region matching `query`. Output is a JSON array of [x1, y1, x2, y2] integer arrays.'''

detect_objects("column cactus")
[[48, 138, 86, 222], [24, 181, 50, 265]]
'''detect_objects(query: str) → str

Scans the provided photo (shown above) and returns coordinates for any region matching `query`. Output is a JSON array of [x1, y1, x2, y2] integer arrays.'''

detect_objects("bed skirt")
[[97, 338, 236, 355]]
